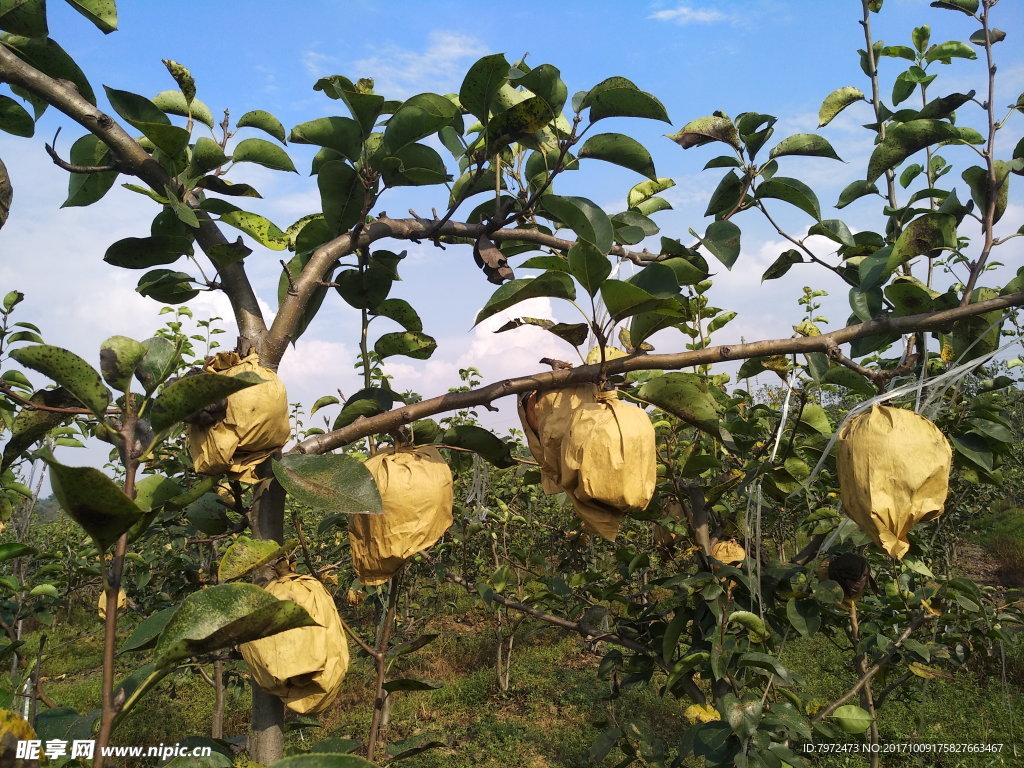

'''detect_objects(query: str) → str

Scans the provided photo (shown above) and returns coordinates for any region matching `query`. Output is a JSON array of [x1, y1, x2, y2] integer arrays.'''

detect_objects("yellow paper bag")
[[187, 351, 290, 484], [518, 384, 599, 493], [837, 405, 952, 559], [559, 390, 656, 540], [350, 446, 454, 586], [240, 573, 349, 715]]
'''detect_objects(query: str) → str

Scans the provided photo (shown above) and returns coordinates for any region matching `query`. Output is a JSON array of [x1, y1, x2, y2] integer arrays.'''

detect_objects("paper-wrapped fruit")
[[187, 351, 290, 484], [239, 573, 349, 715], [350, 446, 454, 586], [837, 405, 952, 559], [559, 390, 657, 541], [518, 384, 598, 494]]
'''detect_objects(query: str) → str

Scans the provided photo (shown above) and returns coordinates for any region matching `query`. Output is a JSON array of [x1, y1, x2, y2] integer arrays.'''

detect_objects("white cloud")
[[648, 5, 733, 24], [351, 31, 488, 99]]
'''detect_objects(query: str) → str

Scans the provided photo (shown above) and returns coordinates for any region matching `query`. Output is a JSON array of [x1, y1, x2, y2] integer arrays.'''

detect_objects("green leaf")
[[495, 317, 589, 347], [600, 279, 669, 321], [119, 606, 176, 654], [0, 94, 32, 137], [0, 542, 34, 562], [99, 336, 146, 392], [769, 133, 841, 161], [314, 75, 385, 136], [185, 493, 228, 535], [819, 86, 865, 127], [335, 264, 394, 311], [0, 35, 95, 104], [459, 53, 509, 121], [10, 344, 109, 416], [272, 454, 384, 514], [382, 678, 443, 693], [270, 756, 378, 768], [195, 177, 261, 200], [136, 269, 199, 304], [704, 170, 742, 217], [916, 90, 975, 120], [104, 86, 189, 158], [697, 219, 741, 268], [638, 372, 722, 435], [232, 138, 296, 173], [374, 331, 437, 360], [39, 453, 144, 550], [836, 179, 878, 209], [29, 583, 58, 597], [133, 474, 182, 513], [884, 277, 935, 316], [290, 116, 361, 161], [484, 96, 552, 152], [0, 0, 46, 37], [929, 0, 978, 14], [541, 194, 613, 253], [832, 704, 874, 734], [849, 286, 883, 323], [962, 162, 1010, 223], [372, 298, 422, 332], [785, 598, 821, 637], [578, 132, 657, 179], [867, 120, 963, 183], [887, 213, 956, 271], [809, 219, 855, 247], [442, 425, 515, 468], [189, 136, 228, 175], [762, 250, 802, 282], [151, 90, 214, 129], [628, 177, 675, 208], [149, 372, 260, 433], [104, 235, 193, 269], [210, 204, 288, 250], [757, 176, 821, 220], [319, 160, 365, 235], [237, 109, 286, 143], [667, 115, 740, 150], [331, 388, 392, 430], [474, 271, 576, 326], [567, 242, 611, 297], [823, 366, 876, 396], [64, 0, 117, 33], [0, 388, 75, 470], [379, 143, 449, 187], [518, 63, 568, 115], [581, 76, 669, 123], [154, 583, 316, 668], [63, 134, 117, 207], [134, 336, 178, 394], [218, 535, 297, 582], [925, 40, 977, 62]]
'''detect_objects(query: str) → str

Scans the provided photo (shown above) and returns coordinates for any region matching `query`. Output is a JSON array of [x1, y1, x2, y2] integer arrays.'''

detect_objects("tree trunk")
[[247, 471, 287, 765]]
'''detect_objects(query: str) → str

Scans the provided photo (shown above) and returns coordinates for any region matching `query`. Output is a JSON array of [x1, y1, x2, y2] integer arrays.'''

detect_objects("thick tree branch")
[[291, 290, 1024, 455], [0, 43, 267, 346], [264, 216, 662, 366]]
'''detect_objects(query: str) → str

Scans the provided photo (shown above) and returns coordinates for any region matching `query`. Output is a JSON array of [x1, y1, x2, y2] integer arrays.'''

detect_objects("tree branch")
[[0, 43, 267, 346], [291, 290, 1024, 455], [264, 216, 663, 366]]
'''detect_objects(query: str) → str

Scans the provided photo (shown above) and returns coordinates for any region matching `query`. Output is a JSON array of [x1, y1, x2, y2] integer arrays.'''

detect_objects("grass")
[[15, 595, 1022, 768], [972, 507, 1024, 587]]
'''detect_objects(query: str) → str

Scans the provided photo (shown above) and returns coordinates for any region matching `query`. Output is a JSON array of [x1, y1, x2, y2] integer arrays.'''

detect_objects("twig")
[[812, 613, 928, 722]]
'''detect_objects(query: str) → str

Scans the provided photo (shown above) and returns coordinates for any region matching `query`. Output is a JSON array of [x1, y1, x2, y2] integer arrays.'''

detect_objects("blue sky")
[[1, 0, 1022, 467]]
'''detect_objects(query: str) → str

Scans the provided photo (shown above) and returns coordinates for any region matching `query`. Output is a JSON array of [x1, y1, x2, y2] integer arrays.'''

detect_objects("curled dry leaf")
[[473, 235, 514, 285]]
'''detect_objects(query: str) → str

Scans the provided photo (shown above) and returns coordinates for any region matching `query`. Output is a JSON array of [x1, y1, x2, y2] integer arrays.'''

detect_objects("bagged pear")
[[239, 573, 349, 715], [711, 537, 746, 568], [187, 351, 290, 484], [350, 446, 454, 586], [517, 384, 598, 493], [837, 405, 952, 559], [559, 390, 656, 540]]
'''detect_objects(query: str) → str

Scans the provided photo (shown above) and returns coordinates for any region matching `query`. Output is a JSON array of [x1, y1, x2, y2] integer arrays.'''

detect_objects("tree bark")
[[246, 471, 287, 765]]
